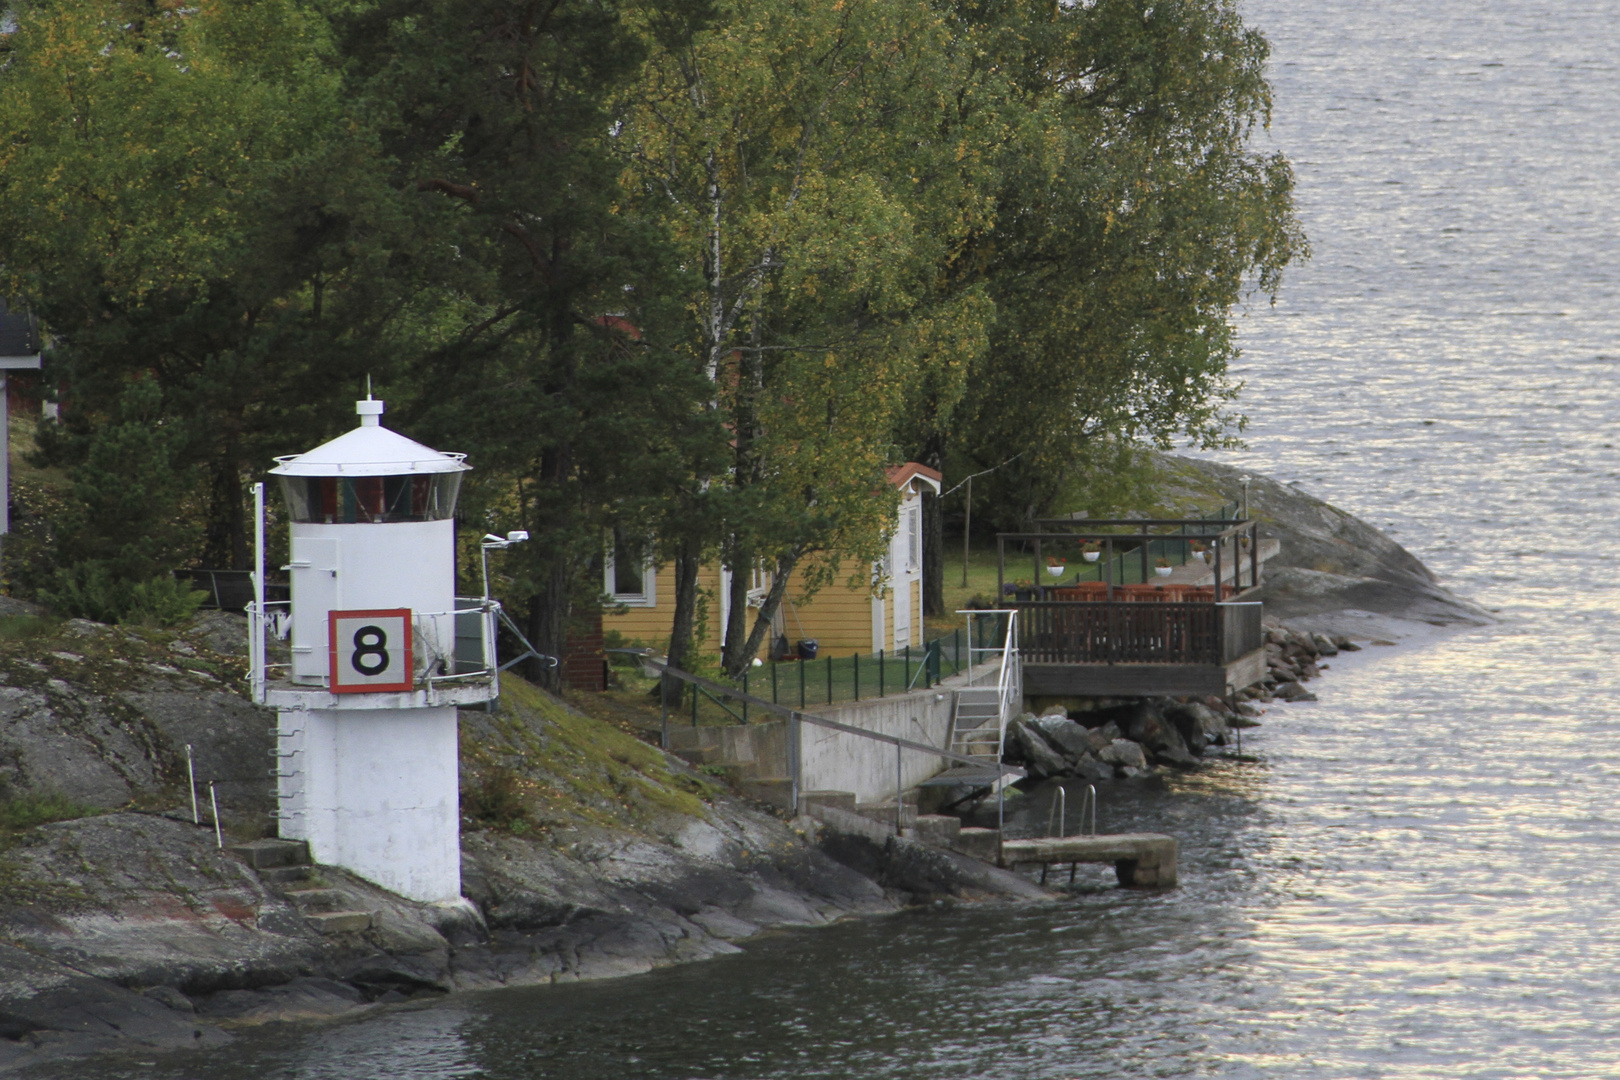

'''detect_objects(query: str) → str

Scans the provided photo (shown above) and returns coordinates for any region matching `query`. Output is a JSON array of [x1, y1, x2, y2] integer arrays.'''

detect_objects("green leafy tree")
[[615, 0, 997, 679], [330, 0, 722, 689], [947, 0, 1307, 535], [0, 0, 411, 583]]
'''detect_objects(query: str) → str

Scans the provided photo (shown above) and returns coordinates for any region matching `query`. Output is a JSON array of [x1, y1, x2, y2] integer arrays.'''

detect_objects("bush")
[[42, 565, 206, 627], [462, 765, 530, 831]]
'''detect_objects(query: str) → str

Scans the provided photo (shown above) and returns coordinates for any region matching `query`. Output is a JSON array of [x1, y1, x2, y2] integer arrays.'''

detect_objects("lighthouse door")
[[289, 537, 340, 681]]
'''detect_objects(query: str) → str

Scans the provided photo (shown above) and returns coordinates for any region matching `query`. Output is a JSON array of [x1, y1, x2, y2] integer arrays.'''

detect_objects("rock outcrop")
[[0, 612, 1035, 1073], [1155, 454, 1492, 639]]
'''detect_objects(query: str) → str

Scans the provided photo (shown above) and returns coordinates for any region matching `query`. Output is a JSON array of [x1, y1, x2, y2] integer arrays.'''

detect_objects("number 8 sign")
[[329, 609, 415, 693]]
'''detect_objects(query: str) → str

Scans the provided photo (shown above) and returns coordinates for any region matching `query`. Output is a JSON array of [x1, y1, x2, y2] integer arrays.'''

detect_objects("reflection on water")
[[47, 0, 1620, 1076]]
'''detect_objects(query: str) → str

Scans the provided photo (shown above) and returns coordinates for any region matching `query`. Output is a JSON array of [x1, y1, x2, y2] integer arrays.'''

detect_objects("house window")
[[907, 503, 921, 573], [604, 529, 656, 606]]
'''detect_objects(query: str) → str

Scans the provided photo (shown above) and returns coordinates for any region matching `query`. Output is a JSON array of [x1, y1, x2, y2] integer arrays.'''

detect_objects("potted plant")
[[1013, 578, 1037, 601], [1190, 540, 1208, 563], [1154, 557, 1174, 579], [1081, 541, 1102, 563], [1046, 556, 1067, 578]]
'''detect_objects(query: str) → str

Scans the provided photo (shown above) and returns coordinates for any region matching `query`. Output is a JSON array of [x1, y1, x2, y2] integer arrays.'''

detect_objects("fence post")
[[879, 649, 885, 698], [826, 655, 833, 704], [798, 656, 806, 709], [742, 667, 749, 725], [660, 695, 669, 750], [691, 683, 698, 727], [895, 741, 903, 837], [904, 644, 911, 688], [772, 660, 779, 704], [789, 712, 801, 816], [853, 652, 860, 700]]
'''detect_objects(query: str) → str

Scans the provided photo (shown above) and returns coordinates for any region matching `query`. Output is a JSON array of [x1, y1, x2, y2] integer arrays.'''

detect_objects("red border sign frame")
[[328, 608, 415, 694]]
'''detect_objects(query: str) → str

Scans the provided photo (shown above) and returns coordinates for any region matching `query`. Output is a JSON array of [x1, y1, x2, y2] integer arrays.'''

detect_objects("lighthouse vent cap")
[[268, 400, 470, 478]]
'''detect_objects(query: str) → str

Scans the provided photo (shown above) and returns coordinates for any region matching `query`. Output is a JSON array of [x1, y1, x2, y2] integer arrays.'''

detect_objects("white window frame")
[[604, 538, 657, 607], [905, 501, 921, 574]]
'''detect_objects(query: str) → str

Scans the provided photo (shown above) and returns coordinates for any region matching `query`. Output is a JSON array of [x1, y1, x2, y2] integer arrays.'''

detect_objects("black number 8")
[[352, 625, 389, 676]]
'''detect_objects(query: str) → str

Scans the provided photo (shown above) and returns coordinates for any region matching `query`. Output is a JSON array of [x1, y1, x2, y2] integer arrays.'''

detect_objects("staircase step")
[[306, 910, 373, 935], [913, 814, 962, 847], [258, 865, 312, 886], [280, 887, 342, 911], [854, 803, 917, 830], [228, 839, 310, 870]]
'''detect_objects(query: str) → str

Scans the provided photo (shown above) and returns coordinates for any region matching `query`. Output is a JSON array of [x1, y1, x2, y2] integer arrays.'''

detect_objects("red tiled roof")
[[886, 462, 942, 494]]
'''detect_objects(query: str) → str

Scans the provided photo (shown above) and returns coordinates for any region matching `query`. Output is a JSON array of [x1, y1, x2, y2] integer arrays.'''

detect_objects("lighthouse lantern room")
[[247, 397, 499, 904]]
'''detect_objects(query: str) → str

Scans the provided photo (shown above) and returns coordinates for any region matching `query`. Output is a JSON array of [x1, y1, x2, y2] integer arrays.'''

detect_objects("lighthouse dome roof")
[[269, 399, 470, 477]]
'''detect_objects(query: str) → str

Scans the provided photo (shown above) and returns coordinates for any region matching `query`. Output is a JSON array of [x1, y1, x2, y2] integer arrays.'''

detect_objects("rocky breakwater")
[[1003, 626, 1360, 781]]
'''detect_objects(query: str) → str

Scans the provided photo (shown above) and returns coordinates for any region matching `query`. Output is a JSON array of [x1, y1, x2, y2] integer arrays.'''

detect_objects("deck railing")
[[1013, 601, 1262, 667]]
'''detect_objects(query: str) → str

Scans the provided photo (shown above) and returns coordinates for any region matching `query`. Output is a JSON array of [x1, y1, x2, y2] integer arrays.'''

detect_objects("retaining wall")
[[666, 668, 999, 806]]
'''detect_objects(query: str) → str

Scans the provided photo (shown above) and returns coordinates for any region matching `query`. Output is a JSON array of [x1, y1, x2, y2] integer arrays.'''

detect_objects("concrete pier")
[[998, 832, 1177, 888]]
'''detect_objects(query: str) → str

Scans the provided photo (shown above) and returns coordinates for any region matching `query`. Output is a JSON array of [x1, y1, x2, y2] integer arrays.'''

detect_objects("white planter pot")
[[1155, 566, 1173, 578], [1192, 551, 1207, 563], [1083, 552, 1101, 563], [1047, 565, 1066, 577]]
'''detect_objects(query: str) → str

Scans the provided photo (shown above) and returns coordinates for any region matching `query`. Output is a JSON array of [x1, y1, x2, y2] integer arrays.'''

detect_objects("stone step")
[[306, 910, 373, 935], [258, 865, 312, 886], [227, 839, 311, 870], [280, 887, 342, 912], [912, 814, 962, 848], [854, 802, 917, 830]]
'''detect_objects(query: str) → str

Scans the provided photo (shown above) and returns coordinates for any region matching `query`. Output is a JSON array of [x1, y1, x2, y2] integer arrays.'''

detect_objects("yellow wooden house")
[[602, 463, 942, 660]]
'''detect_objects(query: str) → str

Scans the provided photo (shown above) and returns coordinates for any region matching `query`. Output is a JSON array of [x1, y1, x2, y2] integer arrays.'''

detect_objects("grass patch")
[[0, 791, 103, 831], [460, 675, 717, 838], [0, 614, 56, 642]]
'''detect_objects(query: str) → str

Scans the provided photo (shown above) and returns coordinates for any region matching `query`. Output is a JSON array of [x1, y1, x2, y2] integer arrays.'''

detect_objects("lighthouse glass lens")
[[278, 473, 462, 523]]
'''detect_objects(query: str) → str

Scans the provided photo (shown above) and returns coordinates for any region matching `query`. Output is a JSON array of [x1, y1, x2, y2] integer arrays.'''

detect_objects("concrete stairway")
[[228, 839, 375, 934]]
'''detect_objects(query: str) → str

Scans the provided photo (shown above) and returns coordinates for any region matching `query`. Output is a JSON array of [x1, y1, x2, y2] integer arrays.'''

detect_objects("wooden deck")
[[994, 517, 1274, 698], [1014, 599, 1265, 697]]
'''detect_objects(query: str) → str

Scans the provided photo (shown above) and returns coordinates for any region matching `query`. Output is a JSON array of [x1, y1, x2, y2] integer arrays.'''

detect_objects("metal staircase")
[[948, 688, 1004, 764], [922, 610, 1021, 794]]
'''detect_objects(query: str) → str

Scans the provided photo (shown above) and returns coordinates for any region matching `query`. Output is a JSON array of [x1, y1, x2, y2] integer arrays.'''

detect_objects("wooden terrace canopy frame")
[[996, 518, 1262, 602]]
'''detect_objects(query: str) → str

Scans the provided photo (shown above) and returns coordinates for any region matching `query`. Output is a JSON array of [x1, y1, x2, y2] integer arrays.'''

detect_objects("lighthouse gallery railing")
[[245, 597, 502, 705]]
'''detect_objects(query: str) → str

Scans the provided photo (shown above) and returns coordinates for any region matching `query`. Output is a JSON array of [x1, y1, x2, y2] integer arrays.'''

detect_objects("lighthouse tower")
[[249, 397, 496, 903]]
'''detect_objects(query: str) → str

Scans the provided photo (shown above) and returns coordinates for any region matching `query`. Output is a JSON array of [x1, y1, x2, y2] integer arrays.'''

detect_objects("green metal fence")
[[662, 627, 984, 727]]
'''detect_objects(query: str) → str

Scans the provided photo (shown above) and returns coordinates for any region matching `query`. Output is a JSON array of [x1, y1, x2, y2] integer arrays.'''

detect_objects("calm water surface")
[[63, 1, 1620, 1076]]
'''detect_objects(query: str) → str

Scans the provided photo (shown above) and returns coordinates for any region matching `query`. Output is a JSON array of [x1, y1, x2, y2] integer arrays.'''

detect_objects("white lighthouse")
[[247, 397, 498, 903]]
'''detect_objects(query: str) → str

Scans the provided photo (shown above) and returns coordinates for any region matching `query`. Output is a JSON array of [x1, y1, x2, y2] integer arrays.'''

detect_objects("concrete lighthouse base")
[[276, 706, 461, 903]]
